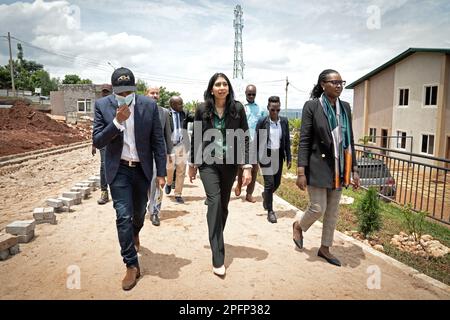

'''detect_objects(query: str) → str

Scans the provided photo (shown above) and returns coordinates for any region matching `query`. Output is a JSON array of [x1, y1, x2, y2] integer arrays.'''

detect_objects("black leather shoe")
[[318, 250, 341, 267], [165, 184, 171, 195], [267, 211, 277, 223], [151, 214, 160, 226], [262, 192, 267, 210]]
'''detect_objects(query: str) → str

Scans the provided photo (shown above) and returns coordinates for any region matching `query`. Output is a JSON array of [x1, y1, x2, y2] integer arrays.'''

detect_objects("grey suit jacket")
[[158, 106, 173, 155]]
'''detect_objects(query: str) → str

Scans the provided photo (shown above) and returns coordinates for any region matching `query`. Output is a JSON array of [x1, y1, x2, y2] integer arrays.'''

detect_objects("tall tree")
[[136, 79, 148, 95], [62, 74, 82, 84]]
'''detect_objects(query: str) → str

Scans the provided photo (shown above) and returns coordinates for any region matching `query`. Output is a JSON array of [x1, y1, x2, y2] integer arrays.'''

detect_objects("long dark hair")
[[310, 69, 339, 99], [203, 72, 238, 120]]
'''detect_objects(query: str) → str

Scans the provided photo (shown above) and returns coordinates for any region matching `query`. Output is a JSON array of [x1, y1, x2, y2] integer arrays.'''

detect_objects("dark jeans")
[[199, 164, 238, 268], [99, 147, 107, 191], [236, 163, 259, 195], [109, 163, 150, 267], [262, 149, 283, 212]]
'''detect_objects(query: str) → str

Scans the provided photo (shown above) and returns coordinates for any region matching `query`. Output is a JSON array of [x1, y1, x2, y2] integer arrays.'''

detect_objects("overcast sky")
[[1, 0, 449, 108]]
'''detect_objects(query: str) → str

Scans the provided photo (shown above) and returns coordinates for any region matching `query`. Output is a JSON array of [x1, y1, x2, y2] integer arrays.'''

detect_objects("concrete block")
[[33, 208, 45, 220], [17, 230, 34, 243], [43, 207, 55, 219], [75, 183, 93, 192], [46, 198, 63, 208], [33, 208, 54, 220], [81, 181, 96, 191], [62, 191, 82, 200], [0, 233, 18, 251], [57, 197, 76, 211], [35, 216, 57, 225], [0, 249, 9, 261], [71, 187, 90, 199], [9, 244, 20, 255], [88, 178, 100, 188], [6, 220, 36, 236]]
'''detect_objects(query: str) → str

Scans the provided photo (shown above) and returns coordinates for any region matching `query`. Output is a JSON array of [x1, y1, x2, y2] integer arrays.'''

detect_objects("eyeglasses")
[[246, 93, 256, 96], [270, 109, 281, 113], [324, 80, 346, 87]]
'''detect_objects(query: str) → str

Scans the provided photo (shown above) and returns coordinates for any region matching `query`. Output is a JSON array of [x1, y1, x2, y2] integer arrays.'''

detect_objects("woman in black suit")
[[293, 69, 360, 267], [188, 73, 252, 276]]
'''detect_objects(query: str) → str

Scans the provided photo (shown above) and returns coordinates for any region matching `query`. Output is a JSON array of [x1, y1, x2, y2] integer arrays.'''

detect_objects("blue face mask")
[[115, 92, 135, 106]]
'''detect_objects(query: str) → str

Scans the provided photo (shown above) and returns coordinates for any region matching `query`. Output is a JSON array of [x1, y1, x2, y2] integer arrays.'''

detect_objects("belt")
[[120, 159, 140, 167]]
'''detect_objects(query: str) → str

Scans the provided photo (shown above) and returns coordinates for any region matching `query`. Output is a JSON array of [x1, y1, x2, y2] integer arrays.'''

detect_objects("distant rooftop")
[[346, 48, 450, 89]]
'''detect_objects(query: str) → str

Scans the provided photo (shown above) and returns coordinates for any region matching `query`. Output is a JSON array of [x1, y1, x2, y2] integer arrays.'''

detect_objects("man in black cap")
[[93, 67, 166, 291]]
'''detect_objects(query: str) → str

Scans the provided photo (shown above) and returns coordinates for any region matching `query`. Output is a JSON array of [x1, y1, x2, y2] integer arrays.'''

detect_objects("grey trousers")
[[146, 161, 162, 216], [297, 186, 342, 247]]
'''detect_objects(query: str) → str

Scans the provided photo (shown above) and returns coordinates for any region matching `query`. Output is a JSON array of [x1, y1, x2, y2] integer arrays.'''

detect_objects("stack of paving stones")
[[0, 233, 19, 261], [6, 220, 36, 243], [33, 207, 57, 225], [1, 175, 101, 262]]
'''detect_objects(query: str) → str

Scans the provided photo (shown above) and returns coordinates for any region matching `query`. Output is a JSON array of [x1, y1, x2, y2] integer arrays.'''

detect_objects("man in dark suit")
[[145, 86, 173, 226], [93, 67, 166, 291], [255, 96, 291, 223]]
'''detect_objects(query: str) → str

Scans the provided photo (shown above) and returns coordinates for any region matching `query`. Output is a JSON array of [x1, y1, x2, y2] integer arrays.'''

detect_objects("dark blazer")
[[93, 94, 167, 184], [297, 98, 357, 189], [190, 101, 249, 166], [255, 115, 291, 166], [158, 106, 173, 155]]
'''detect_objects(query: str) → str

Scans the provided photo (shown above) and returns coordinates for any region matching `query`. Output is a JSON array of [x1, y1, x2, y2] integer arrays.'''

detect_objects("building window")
[[399, 88, 409, 106], [77, 99, 92, 112], [421, 134, 434, 155], [424, 85, 438, 106], [396, 130, 407, 149], [369, 128, 377, 143]]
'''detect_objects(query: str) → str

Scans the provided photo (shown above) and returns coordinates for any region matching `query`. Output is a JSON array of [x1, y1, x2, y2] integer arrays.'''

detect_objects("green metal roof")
[[346, 48, 450, 89]]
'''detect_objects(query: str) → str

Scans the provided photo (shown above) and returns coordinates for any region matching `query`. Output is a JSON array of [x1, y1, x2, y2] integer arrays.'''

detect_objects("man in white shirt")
[[93, 67, 166, 291]]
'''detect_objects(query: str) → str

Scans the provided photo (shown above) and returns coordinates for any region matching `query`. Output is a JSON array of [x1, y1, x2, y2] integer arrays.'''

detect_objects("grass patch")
[[260, 163, 450, 285]]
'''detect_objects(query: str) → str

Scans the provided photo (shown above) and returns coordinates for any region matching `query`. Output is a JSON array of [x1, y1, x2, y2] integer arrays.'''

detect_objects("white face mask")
[[115, 92, 135, 106]]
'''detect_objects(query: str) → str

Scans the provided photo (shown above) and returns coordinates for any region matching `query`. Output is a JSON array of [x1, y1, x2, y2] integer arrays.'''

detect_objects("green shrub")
[[401, 204, 427, 242], [356, 187, 382, 237]]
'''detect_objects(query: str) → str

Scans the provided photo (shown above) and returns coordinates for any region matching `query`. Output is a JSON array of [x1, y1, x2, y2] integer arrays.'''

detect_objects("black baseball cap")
[[111, 67, 136, 94]]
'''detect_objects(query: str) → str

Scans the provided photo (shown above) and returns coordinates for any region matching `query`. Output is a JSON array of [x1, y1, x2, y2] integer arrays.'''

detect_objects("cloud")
[[0, 0, 449, 108]]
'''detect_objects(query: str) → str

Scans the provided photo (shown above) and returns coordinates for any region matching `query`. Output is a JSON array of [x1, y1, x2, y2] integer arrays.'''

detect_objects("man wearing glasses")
[[255, 96, 291, 223], [235, 84, 267, 202]]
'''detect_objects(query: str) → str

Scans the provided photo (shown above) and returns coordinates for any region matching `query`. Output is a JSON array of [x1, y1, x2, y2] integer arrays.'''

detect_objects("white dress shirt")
[[268, 118, 282, 150], [113, 96, 140, 162]]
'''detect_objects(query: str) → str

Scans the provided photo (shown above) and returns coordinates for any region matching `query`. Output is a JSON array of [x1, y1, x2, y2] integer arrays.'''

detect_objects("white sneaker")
[[213, 265, 226, 276]]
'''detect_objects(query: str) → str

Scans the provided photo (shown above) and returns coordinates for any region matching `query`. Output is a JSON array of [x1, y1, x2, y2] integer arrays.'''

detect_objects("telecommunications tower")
[[233, 5, 244, 79]]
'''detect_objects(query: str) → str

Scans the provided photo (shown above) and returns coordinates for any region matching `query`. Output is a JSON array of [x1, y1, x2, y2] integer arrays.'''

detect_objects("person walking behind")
[[145, 86, 173, 226], [165, 96, 188, 204], [256, 96, 291, 223], [92, 84, 113, 205], [293, 69, 360, 267], [235, 84, 267, 202], [188, 73, 251, 277], [93, 67, 166, 290]]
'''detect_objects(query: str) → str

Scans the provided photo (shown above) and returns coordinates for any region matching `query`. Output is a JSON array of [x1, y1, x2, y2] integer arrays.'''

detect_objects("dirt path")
[[0, 146, 449, 299]]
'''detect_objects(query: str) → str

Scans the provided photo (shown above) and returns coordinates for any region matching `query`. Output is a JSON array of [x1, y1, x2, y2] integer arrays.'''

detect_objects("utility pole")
[[7, 32, 16, 96], [285, 76, 289, 117], [233, 5, 244, 79]]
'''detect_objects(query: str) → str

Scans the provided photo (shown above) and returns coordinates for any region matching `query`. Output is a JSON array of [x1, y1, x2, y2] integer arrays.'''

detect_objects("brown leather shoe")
[[246, 194, 256, 203], [234, 183, 241, 197], [133, 234, 140, 252], [122, 265, 141, 291]]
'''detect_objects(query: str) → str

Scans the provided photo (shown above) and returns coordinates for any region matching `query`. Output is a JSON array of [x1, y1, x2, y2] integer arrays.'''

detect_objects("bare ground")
[[0, 145, 449, 299]]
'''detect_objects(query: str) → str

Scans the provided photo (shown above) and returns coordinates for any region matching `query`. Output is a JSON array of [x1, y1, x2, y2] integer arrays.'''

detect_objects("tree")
[[30, 69, 58, 96], [62, 74, 82, 84], [184, 100, 199, 113], [159, 86, 181, 108], [136, 79, 148, 95], [356, 187, 382, 238], [289, 118, 302, 160]]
